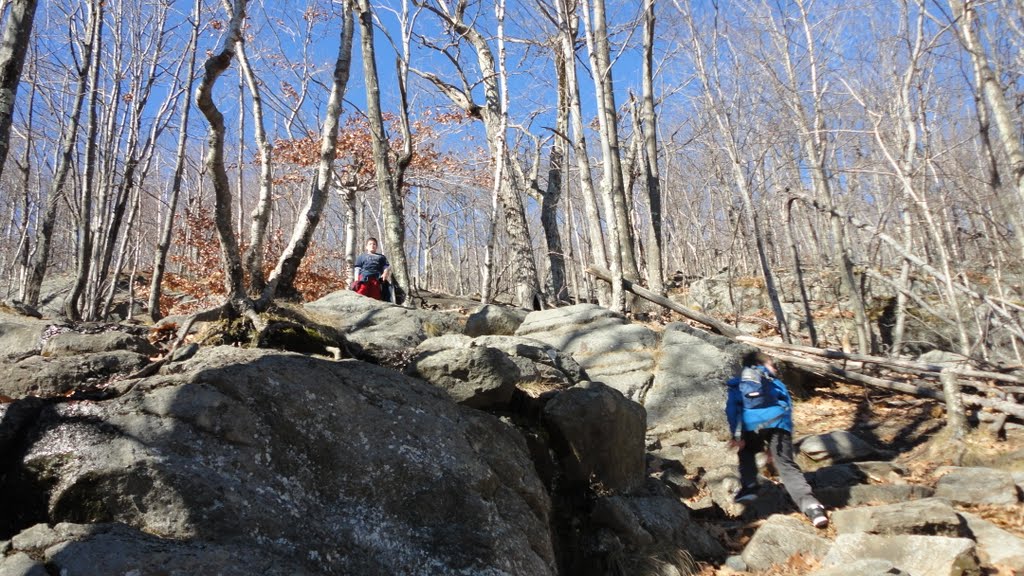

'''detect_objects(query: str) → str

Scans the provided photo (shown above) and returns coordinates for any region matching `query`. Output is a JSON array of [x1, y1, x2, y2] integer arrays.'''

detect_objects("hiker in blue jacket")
[[726, 351, 828, 528]]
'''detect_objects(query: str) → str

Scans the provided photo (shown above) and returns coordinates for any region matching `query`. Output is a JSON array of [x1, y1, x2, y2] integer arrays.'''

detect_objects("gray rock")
[[34, 522, 315, 576], [935, 466, 1021, 506], [0, 551, 48, 576], [11, 347, 557, 576], [830, 498, 965, 537], [809, 559, 909, 576], [41, 330, 158, 358], [406, 346, 520, 410], [806, 460, 907, 491], [307, 289, 463, 352], [465, 304, 527, 337], [740, 514, 831, 572], [0, 350, 150, 398], [633, 497, 725, 562], [543, 381, 646, 494], [798, 430, 881, 462], [820, 533, 980, 576], [0, 315, 48, 360], [816, 483, 935, 508], [417, 334, 587, 390], [959, 512, 1024, 572], [724, 554, 747, 572], [10, 523, 60, 552], [645, 323, 750, 435], [811, 463, 868, 488], [516, 304, 659, 398]]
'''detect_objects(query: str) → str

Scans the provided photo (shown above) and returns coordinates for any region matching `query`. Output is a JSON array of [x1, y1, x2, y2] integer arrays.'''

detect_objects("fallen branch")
[[766, 348, 1024, 420], [735, 335, 1024, 386], [590, 266, 1024, 421], [585, 266, 744, 338]]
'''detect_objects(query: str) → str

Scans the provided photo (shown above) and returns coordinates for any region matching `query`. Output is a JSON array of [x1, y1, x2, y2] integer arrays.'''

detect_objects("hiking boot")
[[733, 484, 760, 503], [805, 504, 828, 528]]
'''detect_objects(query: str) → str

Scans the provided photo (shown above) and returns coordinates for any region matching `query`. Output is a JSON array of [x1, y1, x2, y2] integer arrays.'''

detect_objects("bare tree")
[[415, 0, 542, 309], [21, 3, 95, 308], [678, 0, 791, 342], [555, 0, 608, 304], [352, 0, 412, 304], [948, 0, 1024, 261], [148, 0, 201, 321], [237, 29, 274, 295], [261, 2, 355, 301], [64, 0, 104, 320], [0, 0, 38, 184], [639, 0, 664, 296], [194, 0, 255, 319]]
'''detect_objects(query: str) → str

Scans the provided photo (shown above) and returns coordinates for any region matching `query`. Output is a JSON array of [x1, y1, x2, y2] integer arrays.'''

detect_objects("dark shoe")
[[805, 504, 828, 528], [734, 484, 760, 503]]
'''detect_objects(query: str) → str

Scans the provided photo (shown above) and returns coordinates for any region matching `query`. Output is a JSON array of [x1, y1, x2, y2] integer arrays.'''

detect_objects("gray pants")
[[739, 428, 820, 512]]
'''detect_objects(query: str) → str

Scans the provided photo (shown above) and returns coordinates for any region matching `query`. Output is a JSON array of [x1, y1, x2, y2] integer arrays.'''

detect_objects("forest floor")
[[695, 380, 1024, 575]]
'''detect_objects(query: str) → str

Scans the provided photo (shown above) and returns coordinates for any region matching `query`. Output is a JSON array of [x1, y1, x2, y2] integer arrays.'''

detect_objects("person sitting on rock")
[[726, 351, 828, 529], [350, 237, 391, 301]]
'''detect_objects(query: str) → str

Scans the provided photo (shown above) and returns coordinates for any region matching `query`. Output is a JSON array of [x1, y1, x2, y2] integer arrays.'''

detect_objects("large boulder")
[[543, 381, 646, 494], [306, 289, 464, 353], [830, 498, 965, 537], [1, 347, 557, 575], [0, 314, 50, 361], [820, 533, 980, 576], [516, 304, 659, 398], [645, 322, 752, 435], [465, 305, 528, 337], [740, 514, 831, 572], [405, 346, 520, 409], [0, 350, 150, 398], [934, 466, 1021, 506]]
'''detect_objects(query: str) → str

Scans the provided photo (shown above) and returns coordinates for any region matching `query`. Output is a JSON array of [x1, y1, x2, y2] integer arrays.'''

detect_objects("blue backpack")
[[738, 366, 777, 410]]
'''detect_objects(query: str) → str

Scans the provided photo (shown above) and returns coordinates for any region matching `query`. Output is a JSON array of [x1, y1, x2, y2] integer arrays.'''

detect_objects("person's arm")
[[380, 255, 391, 281]]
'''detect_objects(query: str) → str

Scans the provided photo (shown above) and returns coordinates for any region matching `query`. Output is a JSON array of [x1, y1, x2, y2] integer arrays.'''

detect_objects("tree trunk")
[[64, 0, 104, 321], [582, 0, 637, 280], [237, 39, 274, 295], [194, 0, 250, 313], [149, 0, 201, 321], [22, 29, 93, 308], [353, 0, 411, 305], [640, 0, 664, 296], [262, 3, 354, 302], [949, 0, 1024, 260], [556, 0, 608, 304], [0, 0, 38, 184], [417, 1, 541, 309]]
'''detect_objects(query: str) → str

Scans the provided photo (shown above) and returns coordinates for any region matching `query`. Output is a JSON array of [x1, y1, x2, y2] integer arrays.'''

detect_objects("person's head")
[[364, 237, 379, 254], [742, 350, 776, 375]]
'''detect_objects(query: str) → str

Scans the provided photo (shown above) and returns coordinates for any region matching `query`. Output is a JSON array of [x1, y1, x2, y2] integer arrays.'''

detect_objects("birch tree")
[[948, 0, 1024, 261], [149, 0, 201, 321], [352, 0, 412, 304], [261, 2, 355, 302], [0, 0, 38, 184], [415, 0, 542, 309], [21, 2, 95, 308]]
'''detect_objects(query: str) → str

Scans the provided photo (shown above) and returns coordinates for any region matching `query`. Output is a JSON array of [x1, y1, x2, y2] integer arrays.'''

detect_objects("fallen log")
[[736, 335, 1024, 386], [585, 266, 744, 338], [765, 348, 1024, 420], [588, 266, 1024, 421]]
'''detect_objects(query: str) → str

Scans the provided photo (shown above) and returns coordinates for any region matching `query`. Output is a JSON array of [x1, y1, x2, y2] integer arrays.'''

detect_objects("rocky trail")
[[688, 381, 1024, 575], [0, 290, 1022, 575]]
